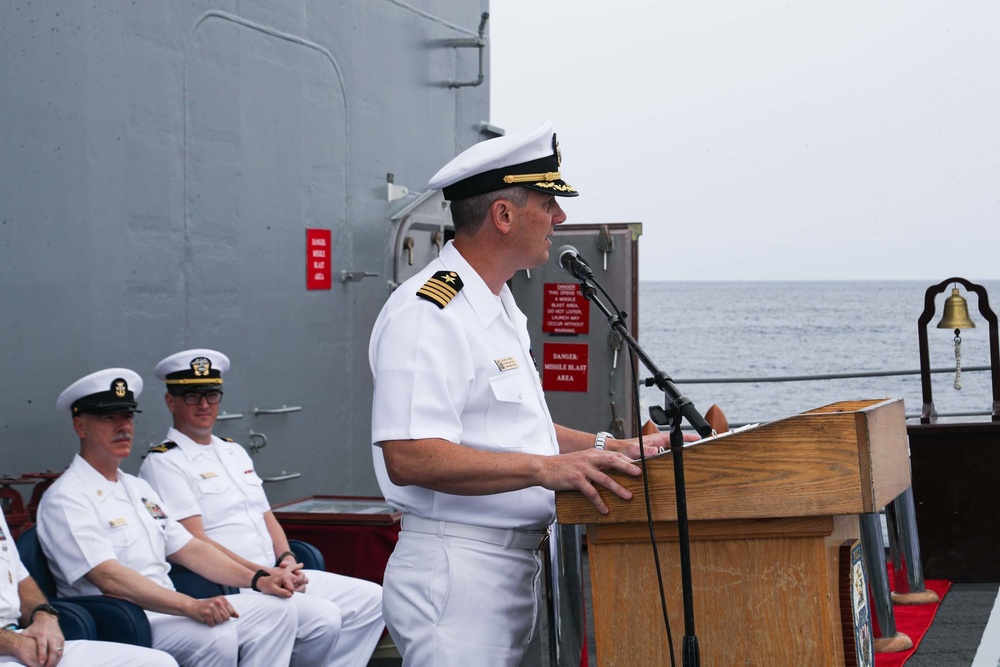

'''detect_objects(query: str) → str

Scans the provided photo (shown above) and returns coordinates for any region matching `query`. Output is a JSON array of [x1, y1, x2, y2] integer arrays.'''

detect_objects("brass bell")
[[937, 287, 976, 330]]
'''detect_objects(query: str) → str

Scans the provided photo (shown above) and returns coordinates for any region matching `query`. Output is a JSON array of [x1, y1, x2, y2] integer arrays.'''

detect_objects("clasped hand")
[[277, 559, 309, 593]]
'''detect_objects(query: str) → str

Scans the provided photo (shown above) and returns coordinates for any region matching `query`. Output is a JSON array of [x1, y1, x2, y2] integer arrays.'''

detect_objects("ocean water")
[[635, 280, 1000, 426]]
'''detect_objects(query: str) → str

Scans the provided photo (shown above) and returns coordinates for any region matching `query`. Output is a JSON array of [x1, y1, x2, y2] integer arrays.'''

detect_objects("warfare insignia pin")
[[417, 271, 464, 309]]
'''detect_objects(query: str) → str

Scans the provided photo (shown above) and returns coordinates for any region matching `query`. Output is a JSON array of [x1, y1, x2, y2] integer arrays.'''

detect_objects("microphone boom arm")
[[574, 273, 708, 666], [578, 278, 712, 437]]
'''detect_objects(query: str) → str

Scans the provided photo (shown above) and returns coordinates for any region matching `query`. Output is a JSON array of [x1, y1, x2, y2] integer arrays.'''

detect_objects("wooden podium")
[[556, 398, 911, 666]]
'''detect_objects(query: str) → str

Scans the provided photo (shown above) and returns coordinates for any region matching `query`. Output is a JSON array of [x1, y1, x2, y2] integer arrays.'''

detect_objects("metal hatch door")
[[509, 223, 642, 440], [180, 14, 355, 501]]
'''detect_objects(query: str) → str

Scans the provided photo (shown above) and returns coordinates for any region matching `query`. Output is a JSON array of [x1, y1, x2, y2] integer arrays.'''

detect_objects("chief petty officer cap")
[[428, 120, 579, 201], [57, 368, 143, 416], [154, 348, 230, 394]]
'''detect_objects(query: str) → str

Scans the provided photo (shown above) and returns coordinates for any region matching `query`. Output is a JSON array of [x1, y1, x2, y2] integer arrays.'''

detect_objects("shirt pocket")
[[485, 371, 530, 448], [102, 521, 141, 551], [0, 543, 17, 604], [0, 541, 15, 569], [240, 471, 270, 514], [197, 476, 230, 495], [241, 471, 264, 488]]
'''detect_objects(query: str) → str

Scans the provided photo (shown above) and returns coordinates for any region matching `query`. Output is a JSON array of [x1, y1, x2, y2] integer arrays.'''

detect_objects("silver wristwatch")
[[594, 431, 613, 450]]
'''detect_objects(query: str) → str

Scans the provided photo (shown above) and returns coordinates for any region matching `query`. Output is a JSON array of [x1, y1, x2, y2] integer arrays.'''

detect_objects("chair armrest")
[[49, 599, 98, 641], [288, 539, 325, 571], [168, 563, 237, 598], [60, 595, 152, 647]]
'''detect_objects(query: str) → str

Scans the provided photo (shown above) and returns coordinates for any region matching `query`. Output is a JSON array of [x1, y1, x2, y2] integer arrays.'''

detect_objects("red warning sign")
[[542, 283, 589, 335], [306, 229, 332, 290], [542, 342, 589, 393]]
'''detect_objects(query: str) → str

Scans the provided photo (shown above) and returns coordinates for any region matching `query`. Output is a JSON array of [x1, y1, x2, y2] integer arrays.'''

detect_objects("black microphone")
[[554, 245, 595, 281]]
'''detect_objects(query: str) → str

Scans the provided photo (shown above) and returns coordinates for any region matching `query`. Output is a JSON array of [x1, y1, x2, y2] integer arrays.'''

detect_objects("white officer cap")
[[154, 349, 230, 393], [57, 368, 143, 416], [428, 121, 579, 201]]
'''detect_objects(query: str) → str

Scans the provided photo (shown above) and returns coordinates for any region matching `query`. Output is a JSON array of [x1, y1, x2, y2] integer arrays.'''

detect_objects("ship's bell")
[[937, 287, 975, 330]]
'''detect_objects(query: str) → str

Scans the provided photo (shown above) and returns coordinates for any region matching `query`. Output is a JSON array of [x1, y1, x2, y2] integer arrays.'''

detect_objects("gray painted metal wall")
[[0, 0, 491, 504]]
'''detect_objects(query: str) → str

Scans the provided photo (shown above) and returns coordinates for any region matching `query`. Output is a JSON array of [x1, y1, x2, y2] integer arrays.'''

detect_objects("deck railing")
[[666, 364, 992, 425]]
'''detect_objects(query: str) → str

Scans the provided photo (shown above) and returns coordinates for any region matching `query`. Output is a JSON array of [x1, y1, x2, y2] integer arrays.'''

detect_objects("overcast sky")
[[489, 1, 1000, 282]]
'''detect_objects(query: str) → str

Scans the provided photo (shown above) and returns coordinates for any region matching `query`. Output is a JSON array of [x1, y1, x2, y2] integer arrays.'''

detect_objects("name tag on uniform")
[[494, 356, 519, 372], [199, 471, 218, 479], [108, 518, 128, 528]]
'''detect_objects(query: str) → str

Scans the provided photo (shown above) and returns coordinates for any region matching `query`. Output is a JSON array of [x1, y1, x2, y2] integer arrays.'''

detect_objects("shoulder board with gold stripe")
[[416, 271, 464, 309], [147, 441, 178, 454], [222, 437, 235, 442]]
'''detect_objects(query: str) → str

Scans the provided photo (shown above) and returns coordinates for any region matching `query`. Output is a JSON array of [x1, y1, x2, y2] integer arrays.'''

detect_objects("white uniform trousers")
[[0, 638, 178, 667], [245, 569, 383, 667], [146, 593, 296, 667], [383, 530, 544, 667]]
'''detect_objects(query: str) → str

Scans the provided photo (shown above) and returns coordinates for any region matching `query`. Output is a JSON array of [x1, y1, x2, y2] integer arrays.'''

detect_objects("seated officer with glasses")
[[139, 350, 384, 667], [37, 368, 299, 667]]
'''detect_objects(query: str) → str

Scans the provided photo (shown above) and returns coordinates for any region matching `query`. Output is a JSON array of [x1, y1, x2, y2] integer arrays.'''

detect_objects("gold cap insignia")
[[191, 357, 212, 377], [113, 379, 127, 398]]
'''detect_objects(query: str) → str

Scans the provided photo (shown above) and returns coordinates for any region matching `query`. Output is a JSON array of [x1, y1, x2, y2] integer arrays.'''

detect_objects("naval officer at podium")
[[369, 122, 669, 666]]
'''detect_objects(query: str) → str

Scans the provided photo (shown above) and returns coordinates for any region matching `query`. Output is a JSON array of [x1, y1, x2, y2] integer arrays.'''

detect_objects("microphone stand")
[[575, 275, 712, 667]]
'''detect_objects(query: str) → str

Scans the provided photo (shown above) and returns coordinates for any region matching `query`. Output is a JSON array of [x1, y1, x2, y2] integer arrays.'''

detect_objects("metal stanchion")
[[545, 524, 586, 667], [885, 487, 940, 604], [860, 512, 913, 653]]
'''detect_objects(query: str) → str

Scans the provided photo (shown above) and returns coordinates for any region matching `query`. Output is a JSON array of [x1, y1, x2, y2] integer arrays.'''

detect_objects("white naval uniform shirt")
[[36, 454, 193, 598], [370, 241, 560, 530], [0, 511, 30, 627], [138, 429, 274, 567]]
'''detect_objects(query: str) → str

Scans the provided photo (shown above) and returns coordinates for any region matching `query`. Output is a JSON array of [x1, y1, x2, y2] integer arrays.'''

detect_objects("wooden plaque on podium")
[[556, 398, 910, 666]]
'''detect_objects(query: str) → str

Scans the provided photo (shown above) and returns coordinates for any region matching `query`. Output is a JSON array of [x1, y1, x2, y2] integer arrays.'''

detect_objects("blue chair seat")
[[16, 525, 153, 647], [48, 599, 97, 641], [289, 539, 325, 571]]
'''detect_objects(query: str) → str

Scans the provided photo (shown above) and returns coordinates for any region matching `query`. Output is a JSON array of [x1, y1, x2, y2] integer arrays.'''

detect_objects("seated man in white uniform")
[[37, 368, 300, 667], [369, 122, 671, 666], [138, 349, 384, 667], [2, 507, 178, 667]]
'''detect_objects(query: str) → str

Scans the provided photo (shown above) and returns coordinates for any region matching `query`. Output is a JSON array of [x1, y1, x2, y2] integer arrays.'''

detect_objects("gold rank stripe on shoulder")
[[416, 271, 464, 309], [147, 441, 178, 454]]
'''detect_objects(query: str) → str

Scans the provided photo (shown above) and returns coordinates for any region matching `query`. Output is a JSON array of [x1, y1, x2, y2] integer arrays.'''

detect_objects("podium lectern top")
[[557, 398, 910, 525]]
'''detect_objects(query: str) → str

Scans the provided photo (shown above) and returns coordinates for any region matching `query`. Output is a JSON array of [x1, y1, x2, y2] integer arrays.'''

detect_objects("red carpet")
[[874, 574, 953, 667]]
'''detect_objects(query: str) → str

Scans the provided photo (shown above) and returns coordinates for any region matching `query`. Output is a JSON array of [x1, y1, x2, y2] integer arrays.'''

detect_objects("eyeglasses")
[[181, 391, 223, 406]]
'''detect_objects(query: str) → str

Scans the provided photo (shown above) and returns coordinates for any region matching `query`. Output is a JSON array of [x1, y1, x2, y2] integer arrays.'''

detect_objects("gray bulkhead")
[[0, 1, 491, 503]]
